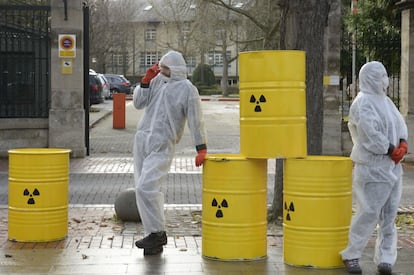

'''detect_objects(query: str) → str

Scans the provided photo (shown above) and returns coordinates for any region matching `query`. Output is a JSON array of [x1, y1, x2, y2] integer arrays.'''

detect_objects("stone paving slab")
[[0, 205, 413, 250], [1, 247, 412, 275], [0, 173, 276, 205], [0, 206, 413, 274]]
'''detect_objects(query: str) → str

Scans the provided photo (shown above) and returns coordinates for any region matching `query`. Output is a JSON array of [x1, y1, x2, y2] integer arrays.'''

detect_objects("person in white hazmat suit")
[[132, 51, 207, 255], [340, 61, 408, 275]]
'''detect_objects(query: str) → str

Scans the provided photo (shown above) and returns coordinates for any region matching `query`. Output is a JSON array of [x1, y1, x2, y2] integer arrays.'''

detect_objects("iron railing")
[[0, 5, 50, 118], [340, 28, 401, 122]]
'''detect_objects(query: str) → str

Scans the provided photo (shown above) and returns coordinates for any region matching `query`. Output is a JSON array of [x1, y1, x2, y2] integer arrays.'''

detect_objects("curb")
[[201, 97, 239, 102], [89, 109, 112, 128], [112, 95, 239, 102]]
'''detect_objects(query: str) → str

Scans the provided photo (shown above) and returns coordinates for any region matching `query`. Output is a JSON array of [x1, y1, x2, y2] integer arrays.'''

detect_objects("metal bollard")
[[113, 93, 126, 129]]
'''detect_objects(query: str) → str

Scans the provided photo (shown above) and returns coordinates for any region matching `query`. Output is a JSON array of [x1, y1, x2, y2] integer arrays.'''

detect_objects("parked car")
[[89, 70, 105, 105], [98, 74, 111, 99], [104, 74, 132, 97], [131, 82, 140, 93]]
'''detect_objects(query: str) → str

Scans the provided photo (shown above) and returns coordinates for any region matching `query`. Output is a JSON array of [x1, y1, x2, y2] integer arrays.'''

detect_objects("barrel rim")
[[206, 154, 248, 162], [239, 50, 306, 55], [285, 155, 351, 162], [8, 148, 72, 155]]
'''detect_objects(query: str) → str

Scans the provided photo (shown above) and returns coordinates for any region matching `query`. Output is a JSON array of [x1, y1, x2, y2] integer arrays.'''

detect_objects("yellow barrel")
[[239, 50, 307, 158], [202, 154, 267, 261], [8, 148, 71, 242], [283, 156, 352, 268]]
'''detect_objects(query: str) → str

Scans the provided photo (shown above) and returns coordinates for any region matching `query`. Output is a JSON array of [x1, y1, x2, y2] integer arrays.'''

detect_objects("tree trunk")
[[268, 158, 284, 221], [199, 51, 206, 84], [269, 0, 331, 221], [279, 0, 331, 155], [221, 47, 229, 96]]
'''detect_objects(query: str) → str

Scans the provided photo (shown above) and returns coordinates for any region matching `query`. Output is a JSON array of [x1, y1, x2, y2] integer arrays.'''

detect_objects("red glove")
[[141, 63, 159, 84], [390, 146, 405, 164], [195, 149, 207, 167], [399, 140, 408, 155]]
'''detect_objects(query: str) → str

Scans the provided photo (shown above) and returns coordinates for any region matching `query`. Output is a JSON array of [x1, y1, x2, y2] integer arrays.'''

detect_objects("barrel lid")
[[206, 154, 248, 162], [287, 155, 351, 162], [8, 148, 72, 155]]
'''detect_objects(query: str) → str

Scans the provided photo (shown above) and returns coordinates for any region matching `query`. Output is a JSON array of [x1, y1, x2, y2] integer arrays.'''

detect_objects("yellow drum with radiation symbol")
[[8, 148, 71, 242], [202, 154, 267, 261], [239, 50, 307, 158], [283, 156, 352, 268]]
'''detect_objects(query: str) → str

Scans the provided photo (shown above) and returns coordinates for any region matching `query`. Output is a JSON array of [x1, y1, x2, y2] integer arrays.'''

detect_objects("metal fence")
[[340, 29, 401, 122], [0, 5, 50, 118]]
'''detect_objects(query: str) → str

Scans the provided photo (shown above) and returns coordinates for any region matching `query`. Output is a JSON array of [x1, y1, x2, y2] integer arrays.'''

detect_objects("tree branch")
[[203, 0, 269, 31]]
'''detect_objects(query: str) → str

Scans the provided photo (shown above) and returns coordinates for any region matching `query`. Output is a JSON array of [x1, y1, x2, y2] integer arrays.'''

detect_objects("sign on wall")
[[58, 34, 76, 58]]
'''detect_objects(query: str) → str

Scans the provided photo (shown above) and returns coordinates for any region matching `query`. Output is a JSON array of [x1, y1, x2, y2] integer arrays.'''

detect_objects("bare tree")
[[200, 0, 281, 95], [146, 0, 244, 94], [88, 0, 112, 72], [109, 0, 139, 75], [193, 0, 245, 96], [149, 0, 200, 59], [204, 0, 281, 50], [89, 0, 139, 75]]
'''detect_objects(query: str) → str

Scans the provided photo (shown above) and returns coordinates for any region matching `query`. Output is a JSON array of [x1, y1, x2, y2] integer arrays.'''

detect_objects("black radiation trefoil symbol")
[[212, 198, 228, 218], [284, 201, 295, 221], [23, 188, 40, 204], [250, 94, 266, 112]]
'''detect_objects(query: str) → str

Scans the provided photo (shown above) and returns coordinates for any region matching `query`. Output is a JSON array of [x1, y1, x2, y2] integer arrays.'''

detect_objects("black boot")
[[377, 263, 392, 275], [144, 246, 164, 256], [135, 231, 167, 249], [343, 258, 362, 274]]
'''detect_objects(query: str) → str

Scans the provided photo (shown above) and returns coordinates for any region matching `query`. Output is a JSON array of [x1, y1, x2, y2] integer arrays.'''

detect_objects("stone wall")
[[0, 119, 48, 157], [399, 2, 414, 161]]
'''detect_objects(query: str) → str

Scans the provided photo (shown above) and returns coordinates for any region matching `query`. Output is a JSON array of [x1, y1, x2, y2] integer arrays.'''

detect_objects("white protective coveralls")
[[133, 51, 207, 236], [340, 61, 408, 265]]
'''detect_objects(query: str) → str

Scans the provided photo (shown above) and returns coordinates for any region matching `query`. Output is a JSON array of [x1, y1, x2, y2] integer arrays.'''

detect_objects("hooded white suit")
[[340, 61, 408, 266], [133, 51, 207, 235]]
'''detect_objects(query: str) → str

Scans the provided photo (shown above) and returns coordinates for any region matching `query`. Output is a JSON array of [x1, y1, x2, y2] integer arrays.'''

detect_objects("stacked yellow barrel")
[[202, 50, 352, 267], [239, 50, 307, 158]]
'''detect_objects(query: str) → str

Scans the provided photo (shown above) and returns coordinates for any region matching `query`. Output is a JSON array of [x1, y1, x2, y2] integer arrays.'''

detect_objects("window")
[[182, 23, 191, 42], [107, 53, 129, 74], [140, 51, 161, 67], [186, 56, 196, 68], [208, 51, 231, 67], [145, 29, 156, 41], [111, 53, 129, 66]]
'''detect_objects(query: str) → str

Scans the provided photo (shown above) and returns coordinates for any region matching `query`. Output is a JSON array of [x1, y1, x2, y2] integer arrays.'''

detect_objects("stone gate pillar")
[[397, 0, 414, 161], [49, 0, 86, 157]]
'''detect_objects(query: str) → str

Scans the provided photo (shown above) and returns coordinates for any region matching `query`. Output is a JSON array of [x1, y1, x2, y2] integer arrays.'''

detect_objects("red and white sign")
[[59, 34, 76, 58]]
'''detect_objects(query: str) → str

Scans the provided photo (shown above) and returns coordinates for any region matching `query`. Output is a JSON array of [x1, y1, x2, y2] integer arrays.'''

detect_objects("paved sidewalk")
[[0, 204, 413, 274]]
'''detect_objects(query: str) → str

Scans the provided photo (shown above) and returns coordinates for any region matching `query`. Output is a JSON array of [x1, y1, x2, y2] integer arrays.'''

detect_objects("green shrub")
[[227, 85, 239, 95], [197, 85, 220, 95], [192, 64, 216, 86]]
